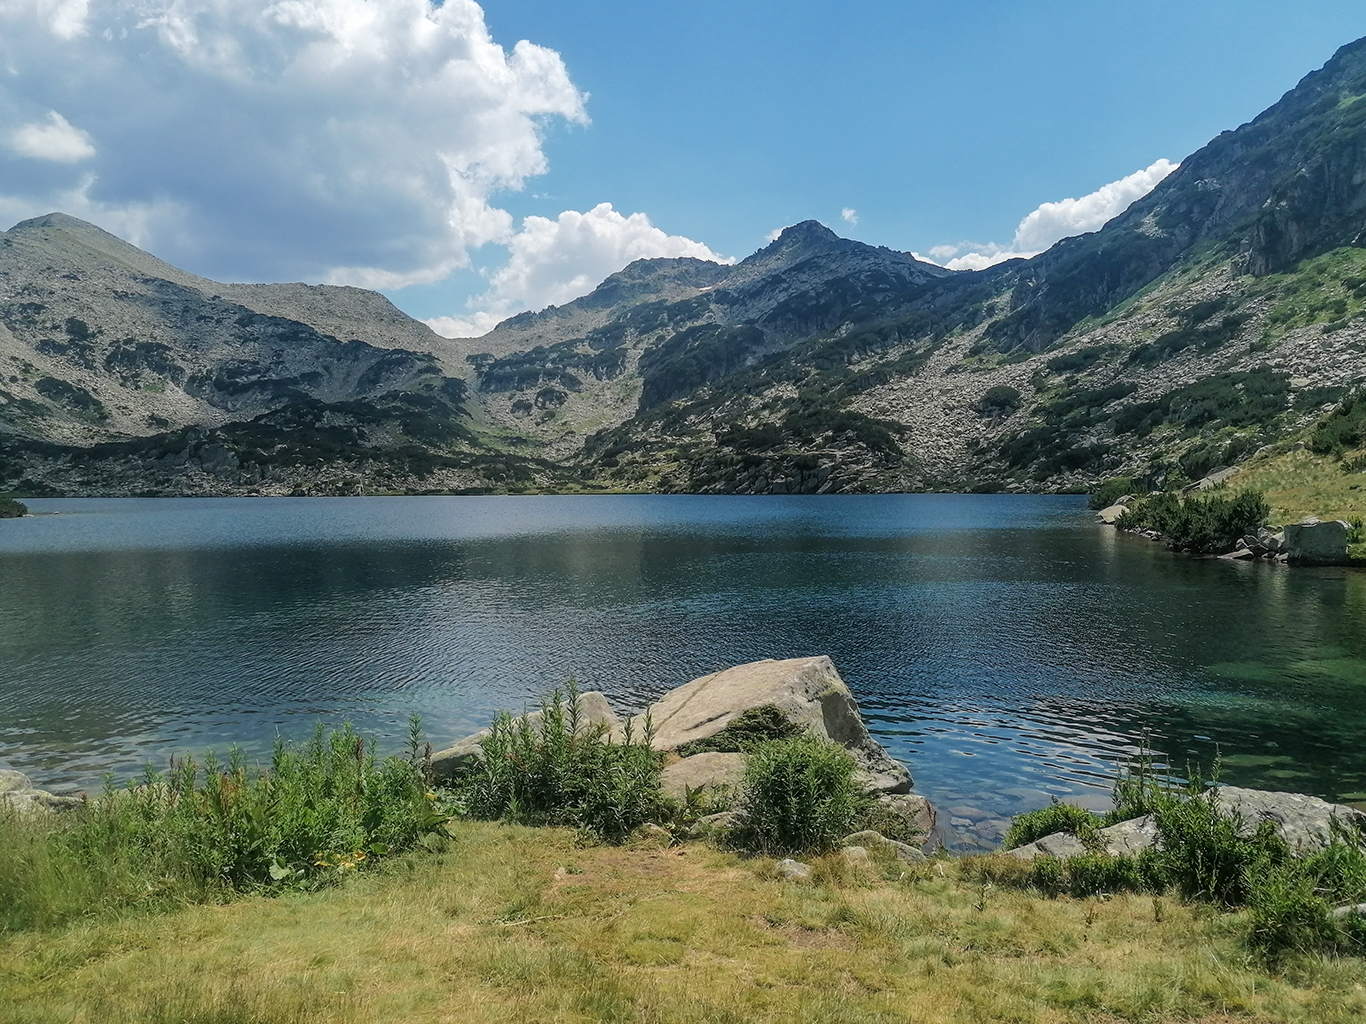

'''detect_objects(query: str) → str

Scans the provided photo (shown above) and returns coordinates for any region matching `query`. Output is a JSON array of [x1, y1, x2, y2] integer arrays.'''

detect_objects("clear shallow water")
[[3, 494, 1366, 849]]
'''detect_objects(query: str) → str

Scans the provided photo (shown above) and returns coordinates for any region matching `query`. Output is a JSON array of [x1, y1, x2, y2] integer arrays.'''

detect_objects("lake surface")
[[3, 494, 1365, 849]]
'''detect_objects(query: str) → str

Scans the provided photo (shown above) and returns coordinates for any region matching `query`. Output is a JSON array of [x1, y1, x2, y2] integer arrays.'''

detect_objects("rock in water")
[[624, 656, 912, 794], [428, 691, 622, 784], [1284, 518, 1350, 566]]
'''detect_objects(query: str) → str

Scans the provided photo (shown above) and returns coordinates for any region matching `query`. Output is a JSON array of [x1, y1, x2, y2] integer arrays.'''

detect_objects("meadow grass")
[[4, 821, 1366, 1024], [1226, 447, 1366, 530]]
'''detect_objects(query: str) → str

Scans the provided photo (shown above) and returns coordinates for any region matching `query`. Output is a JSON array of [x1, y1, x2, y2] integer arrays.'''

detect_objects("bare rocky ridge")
[[4, 38, 1366, 496]]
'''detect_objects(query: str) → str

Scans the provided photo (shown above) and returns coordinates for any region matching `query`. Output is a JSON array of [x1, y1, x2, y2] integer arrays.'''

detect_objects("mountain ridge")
[[3, 35, 1366, 497]]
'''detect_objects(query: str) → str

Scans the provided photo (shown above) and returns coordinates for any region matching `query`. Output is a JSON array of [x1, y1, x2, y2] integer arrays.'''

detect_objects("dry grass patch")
[[2, 824, 1365, 1023], [1228, 447, 1366, 527]]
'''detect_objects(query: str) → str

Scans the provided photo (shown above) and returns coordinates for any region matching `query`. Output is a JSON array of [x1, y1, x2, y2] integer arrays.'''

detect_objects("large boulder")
[[1284, 518, 1350, 566], [428, 691, 622, 784], [1213, 786, 1366, 854], [660, 752, 746, 803], [1008, 815, 1157, 860], [623, 656, 912, 794]]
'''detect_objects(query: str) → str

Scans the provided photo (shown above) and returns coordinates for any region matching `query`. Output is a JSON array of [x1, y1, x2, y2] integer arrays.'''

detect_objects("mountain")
[[0, 214, 565, 495], [4, 36, 1366, 497]]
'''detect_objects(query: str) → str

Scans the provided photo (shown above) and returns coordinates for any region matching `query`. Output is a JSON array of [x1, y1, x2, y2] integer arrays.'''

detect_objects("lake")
[[3, 494, 1365, 849]]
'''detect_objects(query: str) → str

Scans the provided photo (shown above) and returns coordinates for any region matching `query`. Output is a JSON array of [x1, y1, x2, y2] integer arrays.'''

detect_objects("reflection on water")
[[3, 494, 1366, 849]]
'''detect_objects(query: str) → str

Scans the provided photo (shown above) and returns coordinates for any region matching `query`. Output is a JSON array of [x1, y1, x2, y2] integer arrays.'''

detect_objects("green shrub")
[[1117, 489, 1269, 553], [974, 385, 1022, 418], [0, 722, 447, 933], [728, 735, 860, 856], [1148, 789, 1288, 907], [1309, 390, 1366, 456], [1002, 801, 1102, 850], [676, 705, 802, 757], [0, 496, 26, 518], [451, 684, 665, 843], [1246, 858, 1336, 960], [1087, 477, 1136, 510]]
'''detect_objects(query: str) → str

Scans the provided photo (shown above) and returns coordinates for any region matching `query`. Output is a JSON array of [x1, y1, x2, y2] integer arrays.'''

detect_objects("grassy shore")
[[4, 821, 1365, 1024], [1226, 447, 1366, 527]]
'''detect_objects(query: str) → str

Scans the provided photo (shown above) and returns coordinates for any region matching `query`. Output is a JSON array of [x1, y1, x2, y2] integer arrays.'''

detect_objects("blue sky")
[[1, 1, 1364, 336]]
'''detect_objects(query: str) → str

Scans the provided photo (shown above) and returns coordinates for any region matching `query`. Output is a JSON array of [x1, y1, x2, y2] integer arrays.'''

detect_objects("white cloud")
[[937, 158, 1179, 271], [1013, 159, 1178, 252], [0, 0, 587, 283], [426, 203, 729, 337], [8, 110, 94, 162], [840, 207, 858, 225]]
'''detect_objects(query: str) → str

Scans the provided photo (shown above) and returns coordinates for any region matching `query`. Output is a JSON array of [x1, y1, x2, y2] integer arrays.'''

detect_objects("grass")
[[1226, 447, 1366, 529], [5, 820, 1366, 1024]]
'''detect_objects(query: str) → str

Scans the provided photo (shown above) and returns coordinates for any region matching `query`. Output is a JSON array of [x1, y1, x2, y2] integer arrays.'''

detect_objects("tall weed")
[[450, 683, 664, 843], [728, 735, 859, 856]]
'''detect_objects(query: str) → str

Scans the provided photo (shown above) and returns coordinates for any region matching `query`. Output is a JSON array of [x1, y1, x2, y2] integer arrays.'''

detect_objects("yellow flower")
[[355, 851, 367, 861]]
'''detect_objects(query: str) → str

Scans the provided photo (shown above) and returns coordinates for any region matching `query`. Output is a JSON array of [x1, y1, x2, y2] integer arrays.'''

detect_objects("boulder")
[[1213, 786, 1366, 854], [1332, 903, 1366, 919], [0, 769, 83, 813], [873, 793, 937, 839], [1009, 787, 1365, 861], [1096, 504, 1128, 525], [428, 691, 622, 784], [623, 656, 912, 794], [841, 845, 870, 863], [778, 858, 811, 880], [660, 752, 746, 803], [688, 810, 738, 839], [1284, 518, 1350, 566], [842, 829, 928, 864]]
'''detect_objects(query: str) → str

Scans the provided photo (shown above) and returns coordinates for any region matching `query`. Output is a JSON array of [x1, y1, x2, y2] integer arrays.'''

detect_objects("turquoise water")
[[3, 494, 1365, 848]]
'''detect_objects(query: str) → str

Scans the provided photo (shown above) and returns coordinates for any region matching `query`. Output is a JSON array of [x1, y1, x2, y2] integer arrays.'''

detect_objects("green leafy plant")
[[728, 735, 860, 856], [1088, 477, 1137, 510], [676, 705, 802, 757], [1002, 801, 1102, 851], [0, 496, 27, 518]]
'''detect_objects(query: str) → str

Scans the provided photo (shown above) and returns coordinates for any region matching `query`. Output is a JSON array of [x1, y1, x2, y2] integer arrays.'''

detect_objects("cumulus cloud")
[[840, 207, 858, 225], [936, 159, 1179, 271], [426, 203, 729, 337], [0, 0, 587, 283], [9, 111, 95, 162]]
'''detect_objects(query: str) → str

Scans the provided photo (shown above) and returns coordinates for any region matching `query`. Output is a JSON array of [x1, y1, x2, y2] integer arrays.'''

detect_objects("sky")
[[1, 1, 1364, 338]]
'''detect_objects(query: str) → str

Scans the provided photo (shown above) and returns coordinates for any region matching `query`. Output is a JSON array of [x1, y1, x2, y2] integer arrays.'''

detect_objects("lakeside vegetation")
[[0, 495, 27, 518], [5, 696, 1366, 1021]]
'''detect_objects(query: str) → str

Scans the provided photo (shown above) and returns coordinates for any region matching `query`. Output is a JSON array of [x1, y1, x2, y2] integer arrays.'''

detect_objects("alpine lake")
[[3, 493, 1365, 851]]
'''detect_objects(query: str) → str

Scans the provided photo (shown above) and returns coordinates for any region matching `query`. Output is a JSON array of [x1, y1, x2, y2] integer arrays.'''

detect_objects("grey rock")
[[1009, 830, 1089, 860], [1096, 503, 1128, 525], [660, 752, 746, 803], [841, 845, 870, 862], [1220, 547, 1257, 561], [842, 829, 928, 864], [1331, 903, 1366, 919], [429, 691, 622, 784], [0, 769, 83, 813], [1284, 519, 1350, 566], [689, 810, 738, 838], [778, 858, 812, 880], [1213, 786, 1366, 854], [875, 793, 936, 837], [621, 656, 911, 795]]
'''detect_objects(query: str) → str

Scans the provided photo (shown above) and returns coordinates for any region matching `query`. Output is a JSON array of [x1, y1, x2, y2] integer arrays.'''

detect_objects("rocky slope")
[[4, 36, 1366, 497]]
